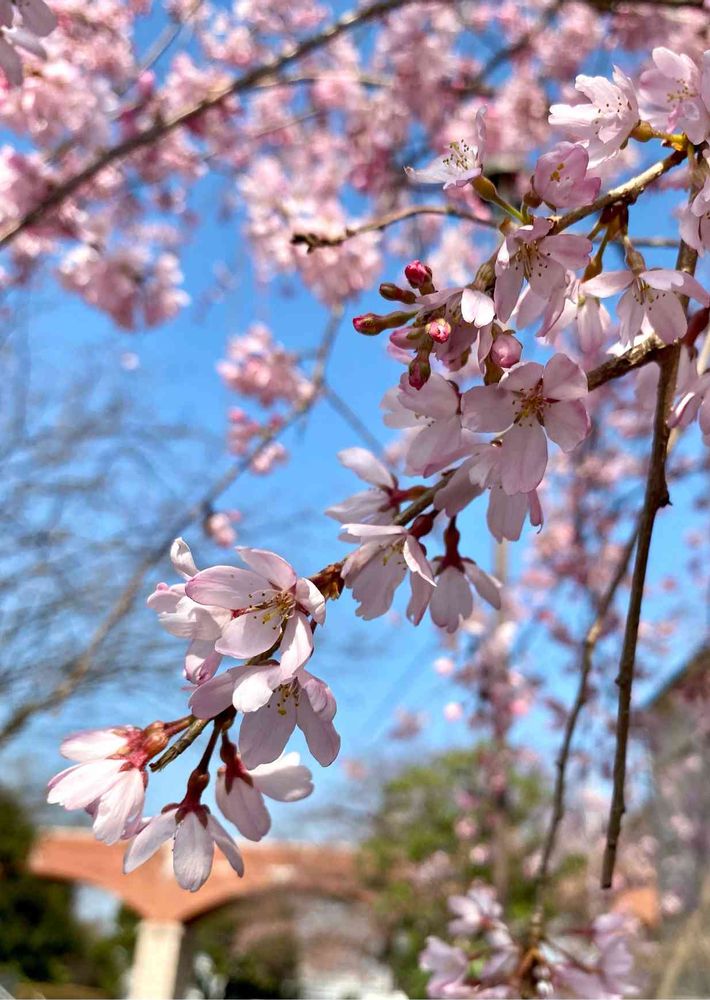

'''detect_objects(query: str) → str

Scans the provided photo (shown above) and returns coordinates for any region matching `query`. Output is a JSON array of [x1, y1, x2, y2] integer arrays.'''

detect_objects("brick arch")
[[28, 828, 363, 922]]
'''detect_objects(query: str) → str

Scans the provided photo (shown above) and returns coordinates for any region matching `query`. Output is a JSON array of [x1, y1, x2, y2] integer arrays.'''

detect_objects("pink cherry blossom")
[[490, 333, 522, 369], [204, 510, 239, 548], [419, 936, 470, 999], [427, 561, 502, 633], [448, 883, 503, 935], [340, 522, 435, 621], [463, 354, 591, 495], [405, 108, 486, 189], [549, 67, 640, 164], [582, 267, 710, 345], [382, 373, 473, 477], [48, 727, 147, 844], [189, 662, 341, 769], [325, 447, 400, 524], [670, 368, 710, 444], [186, 547, 325, 676], [216, 746, 312, 841], [494, 217, 592, 323], [532, 142, 601, 208], [124, 804, 244, 892], [147, 538, 228, 685], [679, 152, 710, 254], [639, 47, 710, 144], [487, 486, 544, 542]]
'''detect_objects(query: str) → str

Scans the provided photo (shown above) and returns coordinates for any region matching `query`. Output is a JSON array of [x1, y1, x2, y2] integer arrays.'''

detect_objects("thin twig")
[[0, 0, 423, 250], [291, 203, 497, 251], [600, 237, 698, 889]]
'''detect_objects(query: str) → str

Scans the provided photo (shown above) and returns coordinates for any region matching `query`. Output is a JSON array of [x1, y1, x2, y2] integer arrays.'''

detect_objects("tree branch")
[[291, 203, 497, 251], [600, 237, 698, 889]]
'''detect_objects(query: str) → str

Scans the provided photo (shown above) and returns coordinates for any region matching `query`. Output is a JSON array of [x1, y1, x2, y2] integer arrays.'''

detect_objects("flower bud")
[[490, 333, 522, 368], [408, 355, 431, 389], [426, 318, 451, 343], [379, 282, 417, 305], [471, 174, 500, 202], [352, 313, 381, 335], [404, 259, 432, 288]]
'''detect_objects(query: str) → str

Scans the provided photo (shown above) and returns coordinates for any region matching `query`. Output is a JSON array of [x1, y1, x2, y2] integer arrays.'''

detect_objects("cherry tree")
[[0, 0, 706, 994]]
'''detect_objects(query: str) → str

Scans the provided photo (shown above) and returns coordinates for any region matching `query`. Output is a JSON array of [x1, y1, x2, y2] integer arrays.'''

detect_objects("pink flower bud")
[[408, 355, 431, 389], [426, 318, 451, 343], [352, 313, 380, 335], [389, 326, 415, 349], [404, 259, 432, 288], [490, 333, 522, 368]]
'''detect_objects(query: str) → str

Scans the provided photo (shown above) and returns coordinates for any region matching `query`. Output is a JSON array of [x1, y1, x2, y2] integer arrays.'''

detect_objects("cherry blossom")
[[189, 662, 341, 769], [47, 726, 147, 845], [147, 538, 228, 685], [124, 801, 244, 892], [405, 108, 486, 189], [640, 47, 710, 143], [340, 522, 435, 621], [216, 745, 313, 841], [494, 217, 592, 323], [549, 67, 640, 164], [582, 267, 710, 345], [531, 142, 601, 209], [325, 447, 400, 525], [185, 547, 325, 675], [463, 354, 591, 495], [419, 937, 470, 998]]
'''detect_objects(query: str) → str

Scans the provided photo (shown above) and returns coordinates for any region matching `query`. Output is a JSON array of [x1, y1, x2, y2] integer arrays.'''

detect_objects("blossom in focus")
[[463, 354, 591, 495], [340, 522, 435, 621], [494, 217, 592, 323], [405, 108, 486, 189], [47, 727, 147, 845], [639, 47, 710, 144], [549, 67, 640, 164], [216, 745, 313, 841], [186, 547, 325, 676], [382, 373, 474, 477], [124, 802, 244, 892], [532, 142, 601, 209], [190, 662, 341, 769], [582, 267, 710, 345]]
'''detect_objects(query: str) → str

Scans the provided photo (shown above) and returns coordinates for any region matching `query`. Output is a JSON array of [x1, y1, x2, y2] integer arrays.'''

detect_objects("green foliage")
[[0, 786, 127, 998], [359, 746, 549, 998]]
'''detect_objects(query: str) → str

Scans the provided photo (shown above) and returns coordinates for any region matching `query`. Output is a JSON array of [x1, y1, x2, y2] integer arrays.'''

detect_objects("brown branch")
[[0, 0, 423, 251], [291, 203, 497, 251], [600, 237, 698, 889], [553, 149, 686, 234]]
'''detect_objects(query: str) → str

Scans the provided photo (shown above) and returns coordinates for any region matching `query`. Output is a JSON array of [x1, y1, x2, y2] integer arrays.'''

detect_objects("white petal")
[[123, 810, 177, 873]]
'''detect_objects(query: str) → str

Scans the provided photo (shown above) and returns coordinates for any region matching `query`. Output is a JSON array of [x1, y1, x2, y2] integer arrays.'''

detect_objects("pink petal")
[[403, 537, 435, 584], [186, 566, 271, 609], [616, 285, 644, 344], [300, 671, 337, 721], [499, 423, 548, 495], [236, 547, 297, 590], [337, 447, 394, 489], [500, 361, 545, 392], [544, 399, 590, 451], [239, 696, 295, 769], [297, 697, 341, 766], [429, 566, 472, 632], [645, 289, 688, 344], [215, 608, 284, 659], [493, 260, 524, 323], [643, 269, 710, 305], [406, 571, 434, 625], [582, 271, 634, 297], [463, 562, 502, 610], [173, 811, 214, 891], [487, 488, 528, 543], [206, 814, 244, 876], [47, 759, 123, 809], [295, 577, 326, 624], [123, 809, 177, 873], [216, 772, 270, 841], [60, 728, 131, 762], [92, 768, 145, 845], [230, 660, 284, 713], [185, 640, 221, 685], [189, 668, 238, 719], [462, 385, 515, 432], [251, 752, 313, 802], [279, 612, 314, 676], [461, 288, 495, 327], [543, 353, 589, 400]]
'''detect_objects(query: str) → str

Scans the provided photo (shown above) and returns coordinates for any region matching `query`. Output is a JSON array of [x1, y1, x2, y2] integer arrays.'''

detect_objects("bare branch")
[[291, 203, 497, 251], [600, 237, 698, 889]]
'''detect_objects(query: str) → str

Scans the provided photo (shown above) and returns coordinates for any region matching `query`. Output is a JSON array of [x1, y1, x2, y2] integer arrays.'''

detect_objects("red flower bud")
[[404, 259, 433, 288]]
